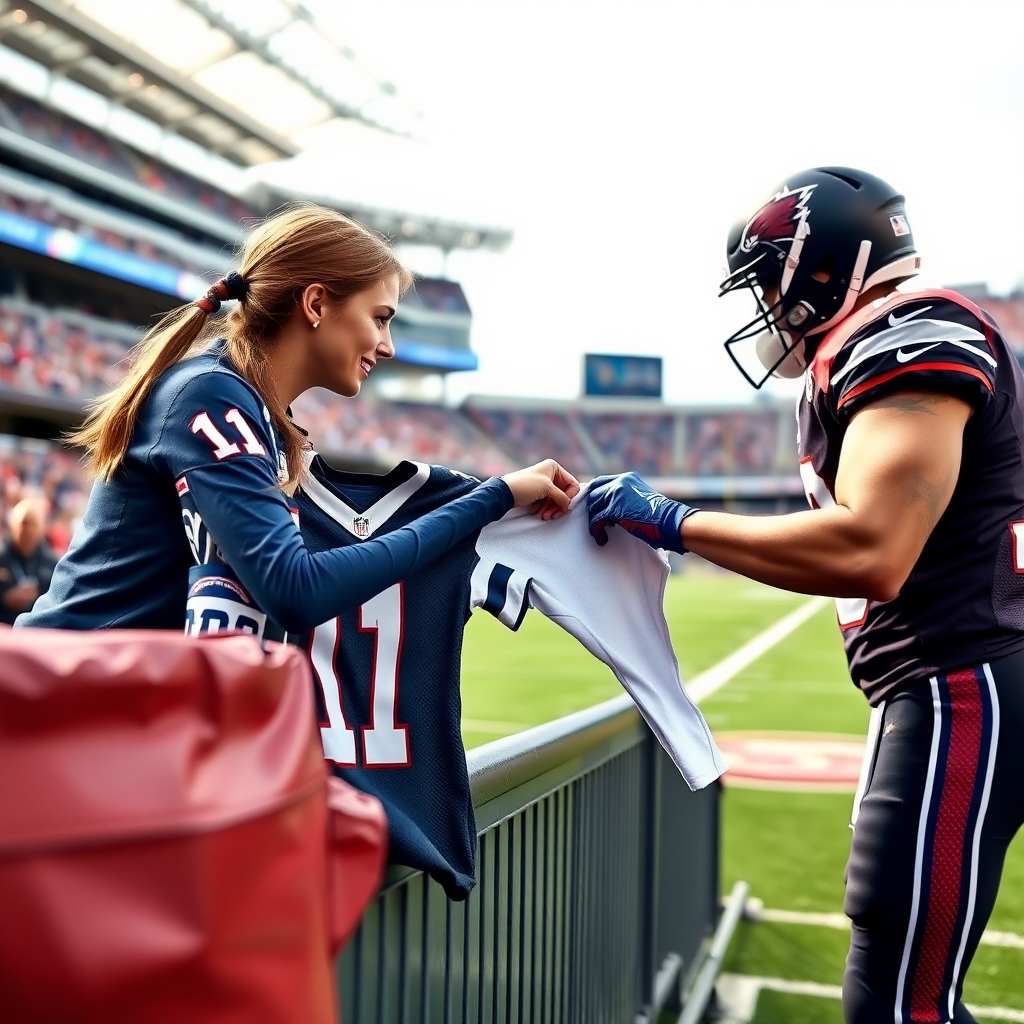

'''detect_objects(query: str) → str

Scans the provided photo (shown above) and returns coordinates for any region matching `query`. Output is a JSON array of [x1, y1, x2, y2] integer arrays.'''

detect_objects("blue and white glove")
[[587, 472, 699, 555]]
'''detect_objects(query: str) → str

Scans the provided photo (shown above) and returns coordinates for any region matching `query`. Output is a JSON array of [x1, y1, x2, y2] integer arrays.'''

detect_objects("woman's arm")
[[160, 371, 577, 633], [681, 391, 971, 599]]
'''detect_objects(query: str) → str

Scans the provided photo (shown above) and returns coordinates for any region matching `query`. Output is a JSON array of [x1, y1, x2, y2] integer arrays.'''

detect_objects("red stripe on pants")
[[909, 669, 984, 1022]]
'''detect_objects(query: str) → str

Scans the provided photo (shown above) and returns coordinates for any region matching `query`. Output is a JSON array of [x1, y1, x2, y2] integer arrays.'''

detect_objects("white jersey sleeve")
[[469, 483, 727, 791]]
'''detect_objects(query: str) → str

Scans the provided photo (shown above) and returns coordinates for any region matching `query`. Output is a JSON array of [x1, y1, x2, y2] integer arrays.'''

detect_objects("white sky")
[[62, 1, 1024, 404]]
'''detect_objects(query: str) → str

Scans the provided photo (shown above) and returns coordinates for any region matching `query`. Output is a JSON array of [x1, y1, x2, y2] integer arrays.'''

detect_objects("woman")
[[20, 205, 577, 633], [587, 168, 1024, 1024]]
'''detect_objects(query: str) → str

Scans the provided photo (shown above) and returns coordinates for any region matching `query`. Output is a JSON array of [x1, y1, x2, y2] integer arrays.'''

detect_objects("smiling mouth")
[[359, 357, 375, 378]]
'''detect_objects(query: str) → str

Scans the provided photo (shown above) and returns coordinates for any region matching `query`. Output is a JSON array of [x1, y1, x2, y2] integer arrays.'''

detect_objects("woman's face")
[[311, 275, 399, 397]]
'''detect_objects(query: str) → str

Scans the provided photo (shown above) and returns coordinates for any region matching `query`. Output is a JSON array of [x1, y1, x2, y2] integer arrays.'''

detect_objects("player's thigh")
[[843, 684, 932, 929]]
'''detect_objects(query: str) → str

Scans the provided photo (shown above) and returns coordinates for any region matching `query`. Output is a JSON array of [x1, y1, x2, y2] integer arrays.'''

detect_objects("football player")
[[19, 206, 578, 633], [587, 168, 1024, 1024]]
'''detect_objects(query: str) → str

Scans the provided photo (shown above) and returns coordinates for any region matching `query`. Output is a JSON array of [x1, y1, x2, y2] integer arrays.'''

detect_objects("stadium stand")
[[0, 84, 257, 225], [463, 404, 596, 476], [293, 388, 514, 477], [581, 411, 675, 476], [0, 299, 133, 402], [0, 172, 226, 279], [684, 411, 780, 476]]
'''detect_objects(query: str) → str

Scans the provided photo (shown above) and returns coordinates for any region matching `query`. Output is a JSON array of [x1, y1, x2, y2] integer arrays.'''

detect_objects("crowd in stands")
[[581, 412, 675, 476], [464, 407, 594, 477], [0, 435, 89, 558], [0, 301, 132, 401], [0, 189, 217, 279], [294, 389, 514, 477], [0, 85, 256, 225], [684, 412, 779, 476]]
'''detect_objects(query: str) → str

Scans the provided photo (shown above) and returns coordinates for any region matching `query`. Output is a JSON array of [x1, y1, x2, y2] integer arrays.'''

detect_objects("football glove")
[[587, 472, 699, 555]]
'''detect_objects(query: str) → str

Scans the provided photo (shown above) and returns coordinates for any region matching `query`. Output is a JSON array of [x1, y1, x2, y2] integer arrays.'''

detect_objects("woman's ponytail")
[[70, 295, 220, 479]]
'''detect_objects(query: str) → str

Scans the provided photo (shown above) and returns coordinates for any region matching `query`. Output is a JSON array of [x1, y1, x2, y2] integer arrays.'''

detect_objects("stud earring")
[[313, 320, 320, 329]]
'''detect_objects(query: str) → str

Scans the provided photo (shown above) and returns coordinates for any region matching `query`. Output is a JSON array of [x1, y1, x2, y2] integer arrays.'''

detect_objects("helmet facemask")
[[719, 259, 817, 389]]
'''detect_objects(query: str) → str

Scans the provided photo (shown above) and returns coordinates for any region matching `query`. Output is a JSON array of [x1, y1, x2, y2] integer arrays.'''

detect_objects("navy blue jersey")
[[294, 456, 484, 900], [20, 339, 511, 632], [798, 289, 1024, 704]]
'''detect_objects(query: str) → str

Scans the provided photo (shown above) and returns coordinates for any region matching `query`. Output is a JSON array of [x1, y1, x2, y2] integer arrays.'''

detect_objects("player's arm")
[[678, 391, 970, 599]]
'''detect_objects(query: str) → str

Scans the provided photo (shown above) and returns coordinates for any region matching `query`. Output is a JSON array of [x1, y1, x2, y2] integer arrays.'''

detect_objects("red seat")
[[0, 630, 386, 1024]]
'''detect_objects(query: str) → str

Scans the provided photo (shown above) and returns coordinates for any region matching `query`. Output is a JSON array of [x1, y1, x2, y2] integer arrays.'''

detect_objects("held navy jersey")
[[798, 288, 1024, 704], [295, 457, 484, 900], [294, 458, 726, 900]]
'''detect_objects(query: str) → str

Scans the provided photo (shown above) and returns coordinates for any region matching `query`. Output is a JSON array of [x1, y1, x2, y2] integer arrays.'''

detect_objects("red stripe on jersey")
[[909, 668, 985, 1022], [836, 362, 993, 411]]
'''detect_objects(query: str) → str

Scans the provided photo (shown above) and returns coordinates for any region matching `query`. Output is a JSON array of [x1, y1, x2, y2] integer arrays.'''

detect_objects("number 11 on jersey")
[[310, 583, 411, 768]]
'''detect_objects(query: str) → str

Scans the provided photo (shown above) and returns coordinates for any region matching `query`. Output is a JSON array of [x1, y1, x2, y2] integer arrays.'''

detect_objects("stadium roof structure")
[[0, 0, 422, 166]]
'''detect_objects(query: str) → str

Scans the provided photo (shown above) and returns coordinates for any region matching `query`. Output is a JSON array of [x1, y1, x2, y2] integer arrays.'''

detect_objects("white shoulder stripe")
[[831, 319, 993, 387]]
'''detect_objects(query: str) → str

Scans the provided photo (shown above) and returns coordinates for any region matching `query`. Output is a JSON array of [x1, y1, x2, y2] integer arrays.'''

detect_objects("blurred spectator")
[[0, 498, 57, 624], [0, 435, 89, 555], [582, 413, 674, 475], [464, 407, 595, 476]]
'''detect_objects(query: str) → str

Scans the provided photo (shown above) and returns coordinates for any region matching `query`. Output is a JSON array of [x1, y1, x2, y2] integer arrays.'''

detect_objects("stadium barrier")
[[337, 693, 721, 1023]]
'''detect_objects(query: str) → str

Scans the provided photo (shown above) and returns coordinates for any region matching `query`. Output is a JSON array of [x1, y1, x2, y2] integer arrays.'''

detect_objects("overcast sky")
[[265, 0, 1023, 405]]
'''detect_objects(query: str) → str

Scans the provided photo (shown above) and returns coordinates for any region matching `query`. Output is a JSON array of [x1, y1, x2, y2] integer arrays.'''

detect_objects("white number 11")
[[310, 583, 410, 768]]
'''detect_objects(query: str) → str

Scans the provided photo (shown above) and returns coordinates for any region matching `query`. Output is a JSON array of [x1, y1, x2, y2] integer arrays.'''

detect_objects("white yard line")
[[755, 906, 1024, 949], [716, 973, 1024, 1023], [689, 596, 830, 703]]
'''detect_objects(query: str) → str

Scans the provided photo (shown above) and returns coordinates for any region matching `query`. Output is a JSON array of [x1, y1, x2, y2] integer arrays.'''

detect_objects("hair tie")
[[195, 272, 249, 314]]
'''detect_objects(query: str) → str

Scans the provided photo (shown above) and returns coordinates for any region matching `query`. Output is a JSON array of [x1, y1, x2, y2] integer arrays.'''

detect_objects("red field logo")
[[717, 732, 866, 790]]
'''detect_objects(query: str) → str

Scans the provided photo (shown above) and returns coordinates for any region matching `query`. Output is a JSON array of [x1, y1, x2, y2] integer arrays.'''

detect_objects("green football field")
[[459, 570, 1024, 1022]]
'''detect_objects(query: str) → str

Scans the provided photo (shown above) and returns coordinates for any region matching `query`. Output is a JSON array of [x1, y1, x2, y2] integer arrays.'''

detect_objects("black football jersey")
[[798, 288, 1024, 704], [294, 457, 484, 900]]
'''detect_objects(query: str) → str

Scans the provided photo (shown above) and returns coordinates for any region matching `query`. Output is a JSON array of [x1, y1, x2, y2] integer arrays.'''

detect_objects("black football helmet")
[[719, 167, 921, 388]]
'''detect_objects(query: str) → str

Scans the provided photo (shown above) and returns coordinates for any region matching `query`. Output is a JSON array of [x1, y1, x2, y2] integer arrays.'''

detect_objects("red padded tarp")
[[0, 630, 386, 1024]]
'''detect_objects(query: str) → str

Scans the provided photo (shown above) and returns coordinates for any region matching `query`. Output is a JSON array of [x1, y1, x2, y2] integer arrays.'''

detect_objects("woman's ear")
[[300, 283, 326, 328]]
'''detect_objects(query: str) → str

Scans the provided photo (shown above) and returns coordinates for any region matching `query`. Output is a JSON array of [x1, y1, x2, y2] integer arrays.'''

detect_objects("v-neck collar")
[[301, 455, 431, 539]]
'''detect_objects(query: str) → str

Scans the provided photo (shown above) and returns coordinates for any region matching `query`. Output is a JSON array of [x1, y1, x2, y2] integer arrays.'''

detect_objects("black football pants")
[[843, 651, 1024, 1024]]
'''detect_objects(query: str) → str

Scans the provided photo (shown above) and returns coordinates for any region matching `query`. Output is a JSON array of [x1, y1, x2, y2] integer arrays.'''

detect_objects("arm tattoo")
[[900, 463, 957, 528]]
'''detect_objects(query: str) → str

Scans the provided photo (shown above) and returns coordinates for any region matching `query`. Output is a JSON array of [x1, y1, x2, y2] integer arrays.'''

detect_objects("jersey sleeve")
[[149, 370, 281, 482], [828, 297, 998, 421], [468, 533, 534, 630]]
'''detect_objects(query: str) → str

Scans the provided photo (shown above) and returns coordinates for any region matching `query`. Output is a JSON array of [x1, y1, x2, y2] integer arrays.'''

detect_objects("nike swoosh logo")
[[888, 305, 932, 327], [895, 342, 941, 363]]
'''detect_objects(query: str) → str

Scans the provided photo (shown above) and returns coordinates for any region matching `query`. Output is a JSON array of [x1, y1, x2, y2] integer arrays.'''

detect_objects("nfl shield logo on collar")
[[353, 516, 370, 538]]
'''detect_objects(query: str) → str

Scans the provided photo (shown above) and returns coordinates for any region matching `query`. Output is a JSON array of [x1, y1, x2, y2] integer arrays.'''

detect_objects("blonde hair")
[[71, 204, 413, 489]]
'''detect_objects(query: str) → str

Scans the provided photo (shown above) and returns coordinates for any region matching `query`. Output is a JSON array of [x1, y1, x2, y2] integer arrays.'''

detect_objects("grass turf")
[[460, 569, 1024, 1019]]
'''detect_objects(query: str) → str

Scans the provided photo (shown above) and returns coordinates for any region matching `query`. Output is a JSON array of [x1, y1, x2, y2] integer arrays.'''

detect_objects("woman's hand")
[[502, 460, 580, 519]]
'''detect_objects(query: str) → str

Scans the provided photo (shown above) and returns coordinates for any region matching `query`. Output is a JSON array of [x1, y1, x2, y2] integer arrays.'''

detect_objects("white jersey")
[[470, 485, 727, 791]]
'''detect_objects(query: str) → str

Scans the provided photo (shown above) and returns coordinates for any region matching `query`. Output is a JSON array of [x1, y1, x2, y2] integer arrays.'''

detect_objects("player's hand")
[[587, 472, 698, 554], [502, 460, 580, 519]]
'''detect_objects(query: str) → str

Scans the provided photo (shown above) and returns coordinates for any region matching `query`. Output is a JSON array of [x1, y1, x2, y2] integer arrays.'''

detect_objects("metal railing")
[[336, 694, 721, 1023]]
